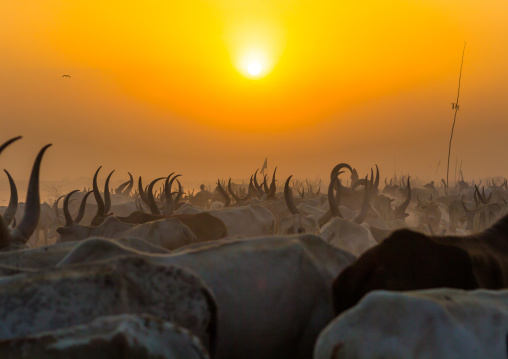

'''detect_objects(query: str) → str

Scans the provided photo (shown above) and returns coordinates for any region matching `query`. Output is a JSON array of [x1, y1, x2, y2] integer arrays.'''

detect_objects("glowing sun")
[[248, 62, 261, 76]]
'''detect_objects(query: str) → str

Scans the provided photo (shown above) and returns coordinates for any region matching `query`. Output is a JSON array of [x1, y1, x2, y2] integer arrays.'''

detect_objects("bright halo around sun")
[[248, 62, 261, 76], [235, 49, 271, 79]]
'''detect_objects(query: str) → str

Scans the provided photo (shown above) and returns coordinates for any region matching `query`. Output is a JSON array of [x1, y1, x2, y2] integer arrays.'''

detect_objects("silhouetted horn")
[[54, 195, 65, 220], [3, 170, 18, 226], [147, 177, 165, 215], [122, 172, 134, 196], [115, 176, 130, 195], [373, 164, 380, 191], [174, 179, 183, 205], [262, 174, 270, 194], [74, 190, 93, 224], [9, 144, 52, 245], [253, 169, 264, 194], [330, 163, 353, 181], [284, 176, 300, 215], [228, 178, 243, 203], [91, 166, 106, 225], [353, 175, 371, 224], [267, 167, 277, 199], [249, 175, 262, 199], [394, 177, 411, 219], [162, 173, 176, 215], [104, 170, 115, 214], [217, 179, 230, 207], [63, 190, 80, 227], [328, 176, 343, 219], [138, 176, 150, 206], [0, 136, 22, 156]]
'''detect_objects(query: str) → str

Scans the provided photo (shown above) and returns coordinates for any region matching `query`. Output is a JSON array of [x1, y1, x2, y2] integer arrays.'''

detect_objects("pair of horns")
[[0, 137, 52, 249]]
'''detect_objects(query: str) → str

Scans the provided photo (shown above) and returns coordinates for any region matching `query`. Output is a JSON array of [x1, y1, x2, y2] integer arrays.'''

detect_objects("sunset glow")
[[1, 0, 508, 183]]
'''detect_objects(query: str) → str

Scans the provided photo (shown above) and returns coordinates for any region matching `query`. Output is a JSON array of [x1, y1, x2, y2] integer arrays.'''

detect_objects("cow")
[[0, 314, 210, 359], [56, 215, 197, 250], [332, 213, 508, 315], [57, 234, 356, 359], [0, 256, 217, 355], [315, 289, 508, 359]]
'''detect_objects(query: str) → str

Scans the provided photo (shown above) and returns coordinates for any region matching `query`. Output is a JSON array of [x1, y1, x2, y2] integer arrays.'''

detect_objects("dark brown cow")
[[117, 211, 228, 242], [333, 214, 508, 315]]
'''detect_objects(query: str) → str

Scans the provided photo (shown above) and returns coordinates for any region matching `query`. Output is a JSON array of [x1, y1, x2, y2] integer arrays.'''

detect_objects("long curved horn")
[[3, 170, 18, 226], [10, 144, 52, 244], [253, 169, 263, 194], [63, 190, 79, 227], [174, 179, 183, 205], [328, 176, 343, 218], [228, 178, 243, 203], [138, 176, 150, 206], [262, 174, 270, 194], [394, 177, 411, 219], [373, 164, 380, 192], [147, 177, 165, 215], [53, 195, 65, 220], [330, 163, 353, 181], [217, 179, 230, 207], [0, 136, 22, 156], [103, 170, 115, 214], [353, 175, 371, 224], [115, 177, 130, 195], [163, 173, 180, 215], [249, 175, 262, 199], [91, 166, 105, 226], [267, 167, 277, 199], [122, 172, 134, 196], [284, 176, 300, 215], [74, 190, 93, 224]]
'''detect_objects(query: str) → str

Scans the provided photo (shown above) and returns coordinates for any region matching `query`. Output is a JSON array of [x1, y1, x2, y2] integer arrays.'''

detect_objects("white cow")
[[0, 314, 210, 359], [58, 234, 356, 359], [315, 289, 508, 359], [318, 217, 377, 257], [0, 257, 216, 354]]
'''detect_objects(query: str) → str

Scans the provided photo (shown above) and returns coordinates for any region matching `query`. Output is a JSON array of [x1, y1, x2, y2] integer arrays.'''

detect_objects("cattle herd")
[[2, 136, 508, 358]]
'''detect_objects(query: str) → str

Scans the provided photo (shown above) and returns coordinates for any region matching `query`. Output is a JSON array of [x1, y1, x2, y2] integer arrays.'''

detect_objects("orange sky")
[[1, 0, 508, 193]]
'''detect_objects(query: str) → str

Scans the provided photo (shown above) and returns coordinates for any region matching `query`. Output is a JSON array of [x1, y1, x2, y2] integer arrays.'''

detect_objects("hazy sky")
[[1, 0, 508, 192]]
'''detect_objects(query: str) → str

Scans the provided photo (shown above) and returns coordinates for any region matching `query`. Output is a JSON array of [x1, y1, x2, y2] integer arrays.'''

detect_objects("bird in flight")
[[62, 74, 71, 78]]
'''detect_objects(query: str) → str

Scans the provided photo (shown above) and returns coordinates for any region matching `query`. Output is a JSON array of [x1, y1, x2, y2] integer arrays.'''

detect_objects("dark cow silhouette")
[[333, 214, 508, 315]]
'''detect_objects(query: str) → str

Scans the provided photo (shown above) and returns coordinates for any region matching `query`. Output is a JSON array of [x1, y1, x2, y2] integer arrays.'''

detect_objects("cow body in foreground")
[[333, 214, 508, 315], [58, 235, 356, 359], [0, 314, 210, 359], [0, 257, 216, 354], [315, 289, 508, 359]]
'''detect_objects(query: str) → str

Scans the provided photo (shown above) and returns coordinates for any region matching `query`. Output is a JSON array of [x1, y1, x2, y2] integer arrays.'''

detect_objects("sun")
[[248, 62, 261, 76]]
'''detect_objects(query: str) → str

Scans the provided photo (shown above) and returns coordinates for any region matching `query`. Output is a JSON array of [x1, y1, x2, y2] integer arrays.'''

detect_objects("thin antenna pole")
[[446, 42, 466, 188], [454, 157, 458, 184]]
